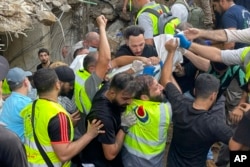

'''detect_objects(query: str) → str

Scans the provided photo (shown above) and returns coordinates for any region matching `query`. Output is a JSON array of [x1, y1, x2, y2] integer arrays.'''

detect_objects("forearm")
[[103, 129, 126, 160], [111, 56, 149, 68], [160, 51, 175, 87], [53, 133, 94, 162], [189, 43, 222, 62], [199, 29, 228, 42], [99, 26, 111, 62], [184, 50, 210, 71]]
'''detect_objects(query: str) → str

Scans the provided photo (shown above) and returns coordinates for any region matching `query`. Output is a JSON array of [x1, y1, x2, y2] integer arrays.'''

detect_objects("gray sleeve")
[[138, 13, 154, 39], [221, 48, 244, 66], [225, 28, 250, 44], [85, 72, 103, 101]]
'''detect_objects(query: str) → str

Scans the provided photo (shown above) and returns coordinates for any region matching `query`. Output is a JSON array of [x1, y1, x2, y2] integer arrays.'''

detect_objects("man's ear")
[[140, 94, 149, 101], [55, 80, 61, 91], [193, 88, 196, 97], [211, 92, 218, 101]]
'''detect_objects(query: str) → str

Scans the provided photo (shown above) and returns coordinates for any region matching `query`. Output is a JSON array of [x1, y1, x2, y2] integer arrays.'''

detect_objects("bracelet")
[[120, 126, 129, 134]]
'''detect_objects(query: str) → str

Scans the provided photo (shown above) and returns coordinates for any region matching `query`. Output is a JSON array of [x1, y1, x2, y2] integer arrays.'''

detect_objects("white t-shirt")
[[221, 47, 244, 65], [69, 54, 87, 72], [225, 28, 250, 44]]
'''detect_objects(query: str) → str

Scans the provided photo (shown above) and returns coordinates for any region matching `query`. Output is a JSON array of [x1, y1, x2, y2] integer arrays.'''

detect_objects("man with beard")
[[36, 48, 53, 71], [162, 38, 233, 167], [121, 74, 172, 167], [0, 67, 33, 142], [54, 65, 77, 114], [114, 25, 160, 66], [80, 72, 137, 167], [21, 68, 104, 166]]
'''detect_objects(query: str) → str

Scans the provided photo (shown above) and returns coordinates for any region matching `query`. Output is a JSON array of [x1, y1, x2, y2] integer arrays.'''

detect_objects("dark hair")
[[131, 75, 154, 99], [195, 73, 220, 98], [33, 68, 58, 94], [123, 25, 145, 40], [109, 72, 134, 94], [38, 48, 50, 55], [83, 52, 98, 71]]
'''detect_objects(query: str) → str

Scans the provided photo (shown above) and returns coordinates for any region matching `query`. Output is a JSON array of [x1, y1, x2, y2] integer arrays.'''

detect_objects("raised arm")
[[95, 15, 111, 79], [159, 38, 179, 87]]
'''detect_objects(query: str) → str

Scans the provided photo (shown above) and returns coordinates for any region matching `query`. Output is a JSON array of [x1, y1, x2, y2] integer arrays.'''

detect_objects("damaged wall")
[[0, 0, 168, 72]]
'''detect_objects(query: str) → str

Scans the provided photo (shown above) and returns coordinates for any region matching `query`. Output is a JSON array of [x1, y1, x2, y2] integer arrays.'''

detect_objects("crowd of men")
[[0, 0, 250, 167]]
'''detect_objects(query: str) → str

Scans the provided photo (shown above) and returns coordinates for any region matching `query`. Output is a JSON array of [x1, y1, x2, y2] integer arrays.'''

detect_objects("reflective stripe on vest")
[[21, 99, 73, 167], [135, 4, 170, 36], [124, 100, 171, 160], [74, 70, 91, 113], [240, 47, 250, 81]]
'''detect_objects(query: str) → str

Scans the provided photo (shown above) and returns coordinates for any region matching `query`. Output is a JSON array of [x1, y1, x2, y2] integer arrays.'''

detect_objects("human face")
[[127, 34, 145, 56], [60, 82, 73, 96], [38, 52, 50, 65], [212, 1, 223, 14], [112, 90, 133, 108], [148, 79, 164, 102]]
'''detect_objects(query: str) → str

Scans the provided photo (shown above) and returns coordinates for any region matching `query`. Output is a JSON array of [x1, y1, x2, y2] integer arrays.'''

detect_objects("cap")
[[6, 67, 32, 85], [54, 66, 75, 83], [0, 56, 9, 80]]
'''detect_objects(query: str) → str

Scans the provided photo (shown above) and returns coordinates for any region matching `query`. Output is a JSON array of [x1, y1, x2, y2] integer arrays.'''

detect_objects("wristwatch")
[[120, 126, 129, 134]]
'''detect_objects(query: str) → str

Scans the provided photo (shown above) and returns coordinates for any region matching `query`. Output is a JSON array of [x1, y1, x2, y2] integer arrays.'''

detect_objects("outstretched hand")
[[183, 28, 201, 40]]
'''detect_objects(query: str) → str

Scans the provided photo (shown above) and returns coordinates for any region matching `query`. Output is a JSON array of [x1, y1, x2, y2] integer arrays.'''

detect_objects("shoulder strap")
[[31, 100, 54, 167], [141, 4, 170, 17]]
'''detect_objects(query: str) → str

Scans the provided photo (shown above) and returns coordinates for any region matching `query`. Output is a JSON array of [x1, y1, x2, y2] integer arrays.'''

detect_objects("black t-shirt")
[[81, 83, 124, 167], [115, 44, 158, 58], [173, 57, 197, 93], [232, 111, 250, 148], [164, 83, 233, 167], [36, 62, 53, 71], [0, 125, 28, 167]]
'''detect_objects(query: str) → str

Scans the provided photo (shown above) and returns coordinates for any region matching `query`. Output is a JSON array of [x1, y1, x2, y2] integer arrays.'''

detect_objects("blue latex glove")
[[174, 33, 192, 49]]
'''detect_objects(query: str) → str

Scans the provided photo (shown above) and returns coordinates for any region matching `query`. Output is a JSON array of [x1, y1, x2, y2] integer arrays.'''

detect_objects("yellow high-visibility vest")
[[21, 99, 74, 167]]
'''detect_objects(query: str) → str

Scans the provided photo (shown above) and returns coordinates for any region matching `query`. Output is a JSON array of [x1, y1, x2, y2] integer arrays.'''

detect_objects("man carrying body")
[[80, 72, 137, 167], [122, 74, 172, 167], [114, 25, 160, 66]]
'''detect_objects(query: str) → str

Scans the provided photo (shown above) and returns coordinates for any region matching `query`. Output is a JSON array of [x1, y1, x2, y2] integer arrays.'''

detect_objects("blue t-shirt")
[[0, 92, 32, 142], [222, 4, 250, 49]]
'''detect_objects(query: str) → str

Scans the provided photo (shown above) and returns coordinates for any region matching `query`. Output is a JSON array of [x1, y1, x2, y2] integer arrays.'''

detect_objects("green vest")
[[241, 46, 250, 81], [135, 3, 180, 35], [21, 99, 74, 167], [124, 99, 171, 160], [2, 79, 11, 95], [74, 69, 91, 113]]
